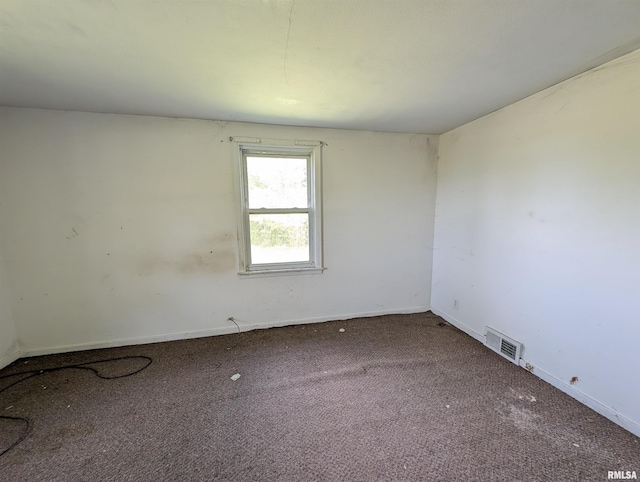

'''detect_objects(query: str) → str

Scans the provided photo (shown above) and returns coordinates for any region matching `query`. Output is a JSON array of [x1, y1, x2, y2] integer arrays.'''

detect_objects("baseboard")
[[14, 306, 640, 438], [0, 348, 21, 370], [430, 307, 640, 438], [516, 359, 640, 438], [21, 326, 239, 358], [429, 307, 484, 342], [21, 306, 429, 358]]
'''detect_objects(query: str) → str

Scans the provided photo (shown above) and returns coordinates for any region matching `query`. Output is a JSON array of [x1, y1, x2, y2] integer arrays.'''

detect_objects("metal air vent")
[[485, 327, 522, 364]]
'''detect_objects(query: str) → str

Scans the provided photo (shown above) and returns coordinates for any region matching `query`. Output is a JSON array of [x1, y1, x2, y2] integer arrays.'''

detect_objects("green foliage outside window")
[[250, 218, 309, 248]]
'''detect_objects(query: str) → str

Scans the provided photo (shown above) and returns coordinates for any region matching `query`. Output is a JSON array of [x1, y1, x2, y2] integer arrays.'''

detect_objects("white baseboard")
[[0, 348, 21, 370], [430, 307, 484, 342], [22, 326, 238, 358], [21, 306, 428, 358], [431, 307, 640, 438], [12, 306, 640, 438], [516, 358, 640, 438]]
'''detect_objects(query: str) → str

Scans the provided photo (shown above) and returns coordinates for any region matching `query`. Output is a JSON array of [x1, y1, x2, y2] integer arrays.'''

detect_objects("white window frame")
[[231, 137, 324, 276]]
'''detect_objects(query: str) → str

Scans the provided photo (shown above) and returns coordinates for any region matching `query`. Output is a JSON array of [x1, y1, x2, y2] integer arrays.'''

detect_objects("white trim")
[[20, 306, 428, 358], [231, 137, 324, 276], [229, 136, 322, 147], [517, 358, 640, 438], [229, 136, 324, 147], [13, 303, 640, 438], [430, 307, 484, 342], [248, 207, 309, 214], [237, 267, 324, 277], [0, 348, 21, 370], [229, 136, 262, 144], [431, 307, 640, 438]]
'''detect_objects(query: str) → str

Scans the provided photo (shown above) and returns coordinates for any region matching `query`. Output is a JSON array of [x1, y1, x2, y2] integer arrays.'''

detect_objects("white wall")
[[0, 248, 19, 368], [432, 49, 640, 436], [0, 107, 437, 355]]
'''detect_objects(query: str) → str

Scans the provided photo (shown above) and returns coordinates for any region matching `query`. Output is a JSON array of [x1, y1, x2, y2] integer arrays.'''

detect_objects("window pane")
[[247, 156, 308, 209], [249, 213, 309, 264]]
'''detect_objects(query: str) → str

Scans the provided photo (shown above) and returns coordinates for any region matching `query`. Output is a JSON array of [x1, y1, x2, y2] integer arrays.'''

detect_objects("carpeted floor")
[[1, 312, 638, 481]]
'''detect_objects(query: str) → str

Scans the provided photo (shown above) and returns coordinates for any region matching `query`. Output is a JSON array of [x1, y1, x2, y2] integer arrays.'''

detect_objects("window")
[[232, 137, 323, 275]]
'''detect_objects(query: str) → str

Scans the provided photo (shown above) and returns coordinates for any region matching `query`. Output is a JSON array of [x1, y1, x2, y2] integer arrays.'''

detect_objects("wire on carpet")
[[0, 355, 152, 457], [227, 317, 241, 350]]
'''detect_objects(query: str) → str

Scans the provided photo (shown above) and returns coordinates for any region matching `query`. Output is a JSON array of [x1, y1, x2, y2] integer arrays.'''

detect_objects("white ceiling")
[[2, 1, 640, 134]]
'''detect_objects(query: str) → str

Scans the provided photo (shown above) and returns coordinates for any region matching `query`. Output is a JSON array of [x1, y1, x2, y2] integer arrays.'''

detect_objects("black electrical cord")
[[0, 355, 152, 457], [226, 317, 241, 350]]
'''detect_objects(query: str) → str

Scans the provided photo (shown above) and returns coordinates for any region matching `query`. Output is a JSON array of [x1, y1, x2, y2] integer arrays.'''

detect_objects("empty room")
[[1, 1, 639, 480]]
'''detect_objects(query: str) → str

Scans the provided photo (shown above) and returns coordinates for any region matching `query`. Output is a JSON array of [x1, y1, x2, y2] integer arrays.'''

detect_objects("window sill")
[[238, 267, 325, 278]]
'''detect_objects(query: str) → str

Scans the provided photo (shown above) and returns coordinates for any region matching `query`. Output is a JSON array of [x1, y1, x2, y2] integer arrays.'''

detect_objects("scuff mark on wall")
[[136, 234, 236, 276], [137, 250, 236, 276]]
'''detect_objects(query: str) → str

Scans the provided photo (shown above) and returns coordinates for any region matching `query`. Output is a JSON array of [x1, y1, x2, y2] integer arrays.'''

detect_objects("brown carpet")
[[1, 312, 638, 481]]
